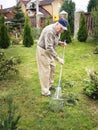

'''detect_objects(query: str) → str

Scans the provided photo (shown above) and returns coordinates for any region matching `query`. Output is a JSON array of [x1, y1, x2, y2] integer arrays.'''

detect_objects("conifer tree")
[[11, 3, 25, 30], [60, 0, 75, 35], [91, 2, 98, 41], [77, 13, 88, 42], [60, 24, 72, 43], [0, 15, 10, 48], [23, 16, 34, 47], [87, 0, 97, 12]]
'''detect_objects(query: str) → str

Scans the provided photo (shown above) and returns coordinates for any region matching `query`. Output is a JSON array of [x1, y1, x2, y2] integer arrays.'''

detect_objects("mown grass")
[[0, 40, 98, 130]]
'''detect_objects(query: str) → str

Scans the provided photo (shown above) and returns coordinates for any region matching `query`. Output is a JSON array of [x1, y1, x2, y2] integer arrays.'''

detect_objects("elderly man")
[[36, 18, 68, 97]]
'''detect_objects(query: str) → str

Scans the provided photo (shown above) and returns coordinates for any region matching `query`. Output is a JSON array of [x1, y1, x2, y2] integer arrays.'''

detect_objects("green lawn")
[[0, 40, 98, 130]]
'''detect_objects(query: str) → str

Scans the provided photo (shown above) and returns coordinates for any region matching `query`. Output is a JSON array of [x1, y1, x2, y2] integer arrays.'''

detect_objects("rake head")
[[53, 86, 63, 100]]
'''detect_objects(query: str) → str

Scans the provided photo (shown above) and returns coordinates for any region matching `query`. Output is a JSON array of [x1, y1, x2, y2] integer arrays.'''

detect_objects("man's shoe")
[[49, 87, 56, 91], [42, 94, 53, 97]]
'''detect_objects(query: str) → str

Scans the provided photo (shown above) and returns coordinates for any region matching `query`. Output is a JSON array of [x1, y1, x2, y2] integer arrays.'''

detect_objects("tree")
[[23, 16, 34, 47], [77, 13, 88, 42], [87, 0, 97, 12], [60, 24, 72, 43], [60, 0, 75, 35], [0, 15, 10, 48], [91, 2, 98, 41], [11, 3, 25, 30]]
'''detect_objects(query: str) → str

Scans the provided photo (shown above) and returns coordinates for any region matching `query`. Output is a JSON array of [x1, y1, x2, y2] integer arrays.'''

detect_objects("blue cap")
[[58, 18, 68, 30]]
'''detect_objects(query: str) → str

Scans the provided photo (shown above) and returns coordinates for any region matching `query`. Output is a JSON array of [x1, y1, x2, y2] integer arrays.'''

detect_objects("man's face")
[[56, 22, 64, 34]]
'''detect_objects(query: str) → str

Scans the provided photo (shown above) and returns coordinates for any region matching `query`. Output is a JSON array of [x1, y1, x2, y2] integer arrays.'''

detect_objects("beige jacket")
[[38, 23, 61, 61]]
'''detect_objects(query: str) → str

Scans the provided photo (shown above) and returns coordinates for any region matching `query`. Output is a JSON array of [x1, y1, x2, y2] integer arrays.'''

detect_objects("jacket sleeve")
[[44, 31, 60, 61]]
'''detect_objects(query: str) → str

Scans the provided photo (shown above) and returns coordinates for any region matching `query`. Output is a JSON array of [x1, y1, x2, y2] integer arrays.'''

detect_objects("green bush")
[[45, 17, 50, 26], [11, 37, 21, 45], [23, 17, 34, 47], [0, 51, 20, 80], [77, 13, 88, 42], [94, 45, 98, 54], [65, 93, 79, 106], [0, 96, 21, 130], [83, 69, 98, 100], [0, 15, 10, 48], [32, 27, 42, 40]]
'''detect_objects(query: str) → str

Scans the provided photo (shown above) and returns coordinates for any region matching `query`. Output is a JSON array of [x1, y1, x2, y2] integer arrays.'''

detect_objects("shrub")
[[83, 68, 98, 100], [32, 27, 42, 40], [65, 93, 79, 106], [94, 45, 98, 54], [0, 51, 20, 80], [11, 37, 21, 45], [45, 17, 50, 26], [91, 2, 98, 41], [0, 96, 21, 130], [23, 17, 34, 47], [0, 15, 10, 48], [77, 13, 88, 42]]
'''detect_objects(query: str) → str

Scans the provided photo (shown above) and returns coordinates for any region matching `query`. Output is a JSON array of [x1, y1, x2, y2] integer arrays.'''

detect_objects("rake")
[[53, 45, 65, 100], [49, 45, 65, 112]]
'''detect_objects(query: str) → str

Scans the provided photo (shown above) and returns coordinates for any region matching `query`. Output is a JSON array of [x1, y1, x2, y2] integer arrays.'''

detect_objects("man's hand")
[[59, 41, 67, 47], [58, 57, 64, 65]]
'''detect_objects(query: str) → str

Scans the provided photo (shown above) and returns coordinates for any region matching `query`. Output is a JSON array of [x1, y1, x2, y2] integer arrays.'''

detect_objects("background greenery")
[[0, 40, 98, 130]]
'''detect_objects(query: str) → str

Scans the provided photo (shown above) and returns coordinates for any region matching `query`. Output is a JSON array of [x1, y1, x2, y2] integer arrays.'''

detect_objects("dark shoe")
[[49, 87, 56, 91], [42, 94, 53, 97]]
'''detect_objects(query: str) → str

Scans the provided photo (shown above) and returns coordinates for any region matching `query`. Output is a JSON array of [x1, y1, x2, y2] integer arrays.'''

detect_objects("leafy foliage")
[[77, 13, 88, 42], [0, 96, 21, 130], [65, 93, 79, 106], [91, 2, 98, 41], [23, 17, 34, 47], [87, 0, 97, 12], [0, 15, 10, 48], [83, 69, 98, 100], [32, 27, 42, 40], [45, 17, 50, 26], [11, 37, 21, 45], [0, 51, 20, 80], [94, 45, 98, 54]]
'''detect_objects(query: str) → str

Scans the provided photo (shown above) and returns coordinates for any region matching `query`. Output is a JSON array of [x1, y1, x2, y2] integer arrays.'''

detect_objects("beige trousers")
[[36, 46, 55, 95]]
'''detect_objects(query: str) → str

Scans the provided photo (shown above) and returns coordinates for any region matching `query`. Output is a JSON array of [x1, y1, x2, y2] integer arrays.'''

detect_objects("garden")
[[0, 0, 98, 129], [0, 39, 98, 130]]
